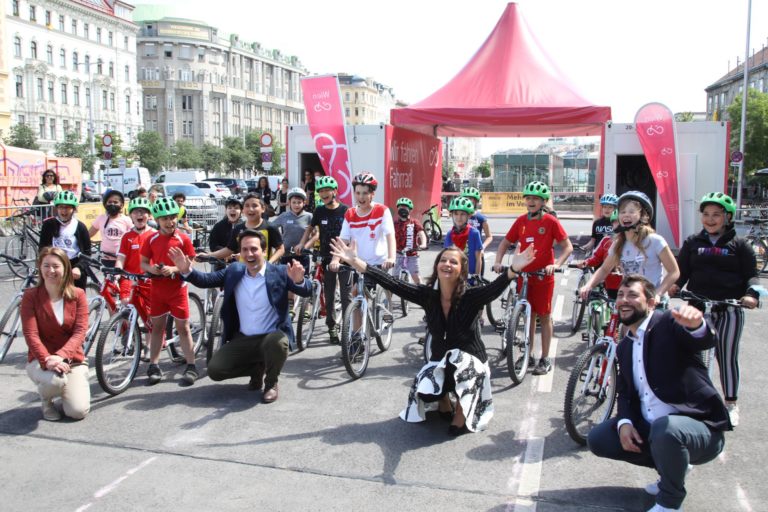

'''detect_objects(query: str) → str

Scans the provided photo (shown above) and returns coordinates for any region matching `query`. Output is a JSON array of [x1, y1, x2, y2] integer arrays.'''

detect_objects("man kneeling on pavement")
[[170, 229, 311, 403], [587, 274, 731, 512]]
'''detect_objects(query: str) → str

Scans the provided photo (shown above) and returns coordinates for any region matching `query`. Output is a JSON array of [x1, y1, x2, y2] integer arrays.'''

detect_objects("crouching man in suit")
[[587, 274, 731, 512], [170, 229, 311, 403]]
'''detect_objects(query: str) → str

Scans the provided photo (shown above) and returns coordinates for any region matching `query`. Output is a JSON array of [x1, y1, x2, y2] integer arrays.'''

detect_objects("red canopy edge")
[[391, 3, 611, 137]]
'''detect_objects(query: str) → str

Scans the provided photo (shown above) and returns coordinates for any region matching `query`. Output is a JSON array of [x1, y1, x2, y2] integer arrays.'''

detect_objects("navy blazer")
[[184, 262, 311, 350], [616, 310, 732, 433]]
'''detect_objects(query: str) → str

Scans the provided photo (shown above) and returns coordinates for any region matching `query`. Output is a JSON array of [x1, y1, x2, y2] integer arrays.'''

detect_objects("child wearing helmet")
[[272, 187, 313, 267], [140, 197, 199, 386], [582, 193, 619, 254], [445, 196, 484, 276], [493, 181, 573, 376], [461, 187, 493, 256], [88, 190, 132, 267], [394, 197, 427, 285], [580, 190, 679, 305], [39, 190, 92, 290], [573, 211, 623, 297], [670, 192, 760, 425]]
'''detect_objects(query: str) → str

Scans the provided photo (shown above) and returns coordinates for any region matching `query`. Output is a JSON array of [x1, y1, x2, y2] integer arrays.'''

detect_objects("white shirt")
[[617, 314, 708, 430], [609, 233, 667, 288], [53, 219, 80, 260], [51, 299, 64, 325], [234, 265, 280, 336]]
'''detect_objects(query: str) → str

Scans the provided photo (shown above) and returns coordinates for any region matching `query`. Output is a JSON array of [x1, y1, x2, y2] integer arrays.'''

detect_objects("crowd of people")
[[13, 166, 765, 512]]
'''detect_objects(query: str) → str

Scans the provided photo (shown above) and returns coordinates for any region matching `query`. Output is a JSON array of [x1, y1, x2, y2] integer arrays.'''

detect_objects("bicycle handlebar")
[[0, 253, 26, 265], [194, 254, 228, 265], [101, 267, 155, 282], [679, 290, 743, 308]]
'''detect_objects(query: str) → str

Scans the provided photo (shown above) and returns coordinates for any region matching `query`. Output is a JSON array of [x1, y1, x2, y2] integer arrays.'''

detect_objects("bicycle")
[[421, 204, 442, 244], [679, 289, 745, 379], [4, 204, 42, 278], [501, 267, 564, 385], [563, 289, 620, 445], [95, 267, 207, 394], [743, 217, 768, 272], [193, 254, 228, 363], [394, 247, 425, 316], [568, 263, 593, 335], [0, 253, 107, 364], [339, 264, 394, 379], [293, 249, 329, 352]]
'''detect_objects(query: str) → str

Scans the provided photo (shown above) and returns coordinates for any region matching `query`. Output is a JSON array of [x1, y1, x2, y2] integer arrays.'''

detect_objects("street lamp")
[[74, 60, 98, 192]]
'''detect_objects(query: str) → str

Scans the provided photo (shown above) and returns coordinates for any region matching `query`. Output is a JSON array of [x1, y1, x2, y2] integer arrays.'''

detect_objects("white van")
[[104, 167, 152, 199], [155, 170, 207, 185]]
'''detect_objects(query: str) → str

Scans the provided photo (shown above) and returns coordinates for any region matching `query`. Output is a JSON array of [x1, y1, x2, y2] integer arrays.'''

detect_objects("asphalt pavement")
[[0, 224, 766, 511]]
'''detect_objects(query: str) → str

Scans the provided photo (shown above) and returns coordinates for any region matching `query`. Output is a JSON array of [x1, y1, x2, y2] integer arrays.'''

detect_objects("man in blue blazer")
[[170, 229, 311, 403], [587, 275, 731, 512]]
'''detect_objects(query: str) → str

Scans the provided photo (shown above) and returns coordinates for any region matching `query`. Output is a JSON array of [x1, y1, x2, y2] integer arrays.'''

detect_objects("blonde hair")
[[612, 199, 654, 259], [36, 247, 77, 300]]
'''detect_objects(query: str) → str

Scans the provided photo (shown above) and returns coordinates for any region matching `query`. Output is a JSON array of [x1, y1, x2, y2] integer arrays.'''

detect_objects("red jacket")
[[21, 286, 88, 367], [585, 236, 612, 268]]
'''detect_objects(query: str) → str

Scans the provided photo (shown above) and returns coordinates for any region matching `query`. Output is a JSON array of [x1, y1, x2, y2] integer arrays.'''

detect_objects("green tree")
[[244, 130, 284, 174], [4, 123, 40, 150], [474, 161, 492, 178], [172, 139, 202, 169], [728, 89, 768, 187], [134, 131, 168, 174], [100, 130, 125, 159], [674, 111, 695, 122], [200, 142, 223, 178], [54, 131, 96, 176], [222, 136, 253, 173]]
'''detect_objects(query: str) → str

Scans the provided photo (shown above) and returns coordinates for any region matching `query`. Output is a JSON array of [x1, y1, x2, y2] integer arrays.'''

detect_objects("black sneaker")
[[514, 356, 535, 371], [182, 364, 198, 385], [147, 363, 163, 385], [328, 325, 340, 345], [532, 357, 552, 375]]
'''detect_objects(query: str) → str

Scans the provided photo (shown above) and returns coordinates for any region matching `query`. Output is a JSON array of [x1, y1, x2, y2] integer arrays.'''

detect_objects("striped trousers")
[[711, 307, 745, 402]]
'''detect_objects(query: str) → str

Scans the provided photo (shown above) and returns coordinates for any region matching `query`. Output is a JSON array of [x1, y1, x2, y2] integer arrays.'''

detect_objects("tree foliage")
[[172, 139, 202, 170], [474, 161, 492, 178], [222, 136, 253, 173], [54, 131, 96, 176], [674, 112, 695, 122], [134, 131, 168, 175], [4, 123, 40, 150], [200, 142, 223, 178], [728, 88, 768, 181], [245, 130, 284, 174]]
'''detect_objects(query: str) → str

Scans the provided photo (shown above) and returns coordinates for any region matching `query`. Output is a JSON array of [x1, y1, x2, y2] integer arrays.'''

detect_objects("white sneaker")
[[41, 399, 61, 421], [727, 403, 739, 426], [645, 465, 693, 496], [647, 504, 681, 511]]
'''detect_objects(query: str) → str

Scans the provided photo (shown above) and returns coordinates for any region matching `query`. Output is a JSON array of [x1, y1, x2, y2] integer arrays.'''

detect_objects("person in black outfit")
[[276, 179, 289, 214], [330, 238, 534, 436], [208, 198, 243, 270], [38, 191, 92, 290], [256, 177, 273, 206]]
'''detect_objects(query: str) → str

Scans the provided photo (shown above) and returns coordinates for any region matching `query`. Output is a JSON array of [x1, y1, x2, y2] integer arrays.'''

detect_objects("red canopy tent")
[[390, 3, 611, 138]]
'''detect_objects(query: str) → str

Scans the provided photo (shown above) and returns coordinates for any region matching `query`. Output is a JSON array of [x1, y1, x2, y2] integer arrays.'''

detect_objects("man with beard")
[[170, 230, 311, 403], [587, 274, 732, 512]]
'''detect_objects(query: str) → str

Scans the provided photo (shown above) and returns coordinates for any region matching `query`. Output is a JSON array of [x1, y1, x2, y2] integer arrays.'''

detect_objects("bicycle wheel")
[[424, 219, 442, 244], [374, 287, 393, 352], [747, 237, 768, 272], [82, 298, 107, 358], [295, 295, 315, 351], [564, 342, 617, 446], [5, 236, 34, 278], [569, 273, 589, 335], [340, 300, 370, 379], [505, 304, 530, 385], [206, 296, 224, 364], [167, 292, 206, 362], [95, 311, 141, 396], [585, 305, 603, 348], [0, 296, 23, 363]]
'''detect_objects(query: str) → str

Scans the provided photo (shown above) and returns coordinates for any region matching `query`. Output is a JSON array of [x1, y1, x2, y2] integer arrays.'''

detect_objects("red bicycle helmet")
[[352, 172, 378, 191]]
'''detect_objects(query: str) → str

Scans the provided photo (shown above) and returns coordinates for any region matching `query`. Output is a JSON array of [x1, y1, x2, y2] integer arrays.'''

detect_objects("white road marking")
[[559, 277, 568, 287], [76, 456, 157, 511], [737, 484, 753, 511], [514, 437, 545, 511], [552, 294, 564, 322], [536, 338, 558, 393]]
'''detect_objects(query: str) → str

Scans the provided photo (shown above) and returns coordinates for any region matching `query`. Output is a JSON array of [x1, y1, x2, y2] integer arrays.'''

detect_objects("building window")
[[164, 45, 172, 58], [355, 107, 359, 116], [144, 43, 156, 57], [182, 120, 193, 137], [72, 52, 78, 69], [30, 6, 37, 22], [37, 78, 43, 99], [345, 107, 350, 117], [110, 93, 115, 111], [145, 95, 157, 109], [72, 19, 77, 35], [182, 95, 193, 110], [13, 37, 21, 58], [124, 65, 130, 81], [75, 121, 81, 137], [167, 120, 174, 135], [50, 119, 56, 139], [46, 45, 53, 64], [61, 83, 68, 104], [124, 35, 129, 49], [48, 81, 54, 102], [18, 114, 25, 125], [108, 31, 113, 47], [97, 59, 103, 75], [30, 41, 37, 59], [167, 96, 174, 110], [39, 117, 45, 138], [85, 87, 91, 107], [84, 54, 90, 69], [84, 23, 89, 39], [74, 85, 80, 106], [108, 61, 114, 78], [44, 10, 50, 25], [60, 49, 66, 67], [125, 95, 131, 113], [12, 0, 19, 16], [63, 119, 69, 135], [15, 75, 23, 97], [345, 92, 350, 101], [58, 14, 64, 31], [102, 90, 107, 109], [96, 28, 102, 43]]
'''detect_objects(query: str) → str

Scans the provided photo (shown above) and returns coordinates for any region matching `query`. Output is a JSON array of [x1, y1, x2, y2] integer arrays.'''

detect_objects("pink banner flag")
[[634, 103, 681, 246], [300, 75, 353, 205]]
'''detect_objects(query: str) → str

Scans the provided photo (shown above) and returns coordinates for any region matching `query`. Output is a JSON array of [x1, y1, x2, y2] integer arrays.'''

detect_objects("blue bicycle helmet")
[[599, 194, 619, 206]]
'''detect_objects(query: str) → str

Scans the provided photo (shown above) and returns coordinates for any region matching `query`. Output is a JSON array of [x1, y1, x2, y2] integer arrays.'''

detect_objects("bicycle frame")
[[580, 294, 619, 398]]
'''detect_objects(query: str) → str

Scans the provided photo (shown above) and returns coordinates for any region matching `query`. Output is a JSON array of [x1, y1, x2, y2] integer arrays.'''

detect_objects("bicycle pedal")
[[581, 333, 589, 342]]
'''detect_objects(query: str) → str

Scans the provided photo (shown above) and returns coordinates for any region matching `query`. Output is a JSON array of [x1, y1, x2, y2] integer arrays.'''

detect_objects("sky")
[[133, 0, 768, 156]]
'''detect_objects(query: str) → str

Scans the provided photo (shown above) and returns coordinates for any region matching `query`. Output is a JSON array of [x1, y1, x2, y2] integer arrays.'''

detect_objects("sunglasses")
[[44, 174, 54, 178]]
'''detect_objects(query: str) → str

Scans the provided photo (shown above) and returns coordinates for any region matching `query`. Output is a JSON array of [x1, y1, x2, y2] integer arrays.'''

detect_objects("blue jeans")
[[587, 415, 724, 509]]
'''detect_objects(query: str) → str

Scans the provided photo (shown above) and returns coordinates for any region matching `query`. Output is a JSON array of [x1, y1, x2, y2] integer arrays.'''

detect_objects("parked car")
[[81, 180, 108, 202], [149, 183, 219, 229], [204, 178, 247, 196], [155, 170, 207, 184], [192, 181, 232, 199]]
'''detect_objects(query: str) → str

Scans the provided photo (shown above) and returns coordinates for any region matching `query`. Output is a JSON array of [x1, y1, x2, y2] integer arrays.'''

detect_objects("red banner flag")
[[300, 75, 353, 205], [384, 126, 443, 217], [634, 103, 681, 246]]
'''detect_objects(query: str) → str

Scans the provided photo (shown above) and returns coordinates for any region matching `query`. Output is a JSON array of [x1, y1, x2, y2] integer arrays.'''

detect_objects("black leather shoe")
[[262, 385, 279, 403]]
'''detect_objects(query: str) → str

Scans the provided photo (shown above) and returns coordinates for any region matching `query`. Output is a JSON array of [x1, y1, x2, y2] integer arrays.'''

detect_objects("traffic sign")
[[260, 132, 273, 147], [263, 162, 273, 171], [102, 134, 113, 146], [262, 152, 273, 163], [118, 158, 126, 171], [731, 150, 744, 163], [103, 151, 113, 160]]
